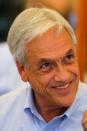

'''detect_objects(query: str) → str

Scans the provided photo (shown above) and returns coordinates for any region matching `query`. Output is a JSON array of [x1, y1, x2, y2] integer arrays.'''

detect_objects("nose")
[[54, 64, 71, 82]]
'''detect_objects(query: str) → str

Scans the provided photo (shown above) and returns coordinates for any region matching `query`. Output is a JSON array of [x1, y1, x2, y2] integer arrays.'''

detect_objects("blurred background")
[[0, 0, 87, 95], [0, 0, 24, 42]]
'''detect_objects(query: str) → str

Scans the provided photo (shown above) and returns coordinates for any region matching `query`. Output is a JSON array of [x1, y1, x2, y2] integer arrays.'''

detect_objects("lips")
[[48, 80, 74, 96], [51, 81, 72, 89], [55, 83, 69, 89]]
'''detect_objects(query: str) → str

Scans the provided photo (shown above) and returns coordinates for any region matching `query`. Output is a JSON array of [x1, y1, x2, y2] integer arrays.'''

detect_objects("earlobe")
[[15, 59, 28, 82]]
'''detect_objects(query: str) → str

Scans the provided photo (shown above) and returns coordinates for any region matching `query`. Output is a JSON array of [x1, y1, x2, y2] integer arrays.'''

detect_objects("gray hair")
[[7, 7, 76, 64]]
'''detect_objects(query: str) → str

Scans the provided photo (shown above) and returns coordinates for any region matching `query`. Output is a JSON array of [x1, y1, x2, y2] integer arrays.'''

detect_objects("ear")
[[16, 59, 28, 82]]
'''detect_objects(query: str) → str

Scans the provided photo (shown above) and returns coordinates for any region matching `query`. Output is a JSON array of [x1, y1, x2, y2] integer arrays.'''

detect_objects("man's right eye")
[[40, 62, 51, 72]]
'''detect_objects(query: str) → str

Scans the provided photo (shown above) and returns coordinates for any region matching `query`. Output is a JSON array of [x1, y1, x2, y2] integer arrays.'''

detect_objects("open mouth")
[[49, 80, 74, 95], [55, 83, 69, 89], [52, 81, 72, 89]]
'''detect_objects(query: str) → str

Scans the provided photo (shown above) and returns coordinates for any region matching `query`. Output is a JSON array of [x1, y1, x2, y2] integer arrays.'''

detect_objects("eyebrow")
[[66, 49, 74, 55], [38, 59, 53, 65], [37, 49, 74, 65]]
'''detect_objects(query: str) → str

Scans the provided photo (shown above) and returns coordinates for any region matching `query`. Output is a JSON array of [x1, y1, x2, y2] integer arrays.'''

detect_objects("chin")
[[55, 91, 77, 108]]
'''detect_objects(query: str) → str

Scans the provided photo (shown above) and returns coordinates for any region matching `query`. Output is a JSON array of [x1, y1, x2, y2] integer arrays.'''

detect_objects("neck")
[[33, 92, 68, 122], [37, 106, 67, 122]]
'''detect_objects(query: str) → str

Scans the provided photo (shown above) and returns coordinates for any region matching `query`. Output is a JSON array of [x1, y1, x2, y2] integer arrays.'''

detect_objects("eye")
[[63, 54, 75, 64], [40, 62, 51, 72], [66, 54, 73, 60]]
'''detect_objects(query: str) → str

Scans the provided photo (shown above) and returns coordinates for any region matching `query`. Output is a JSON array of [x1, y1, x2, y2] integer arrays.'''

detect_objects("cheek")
[[28, 73, 51, 92], [36, 73, 53, 87], [67, 63, 79, 76], [33, 73, 55, 93]]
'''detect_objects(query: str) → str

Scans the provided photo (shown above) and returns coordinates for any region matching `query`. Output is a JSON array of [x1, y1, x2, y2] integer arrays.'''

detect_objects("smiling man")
[[23, 27, 79, 120], [0, 8, 87, 131]]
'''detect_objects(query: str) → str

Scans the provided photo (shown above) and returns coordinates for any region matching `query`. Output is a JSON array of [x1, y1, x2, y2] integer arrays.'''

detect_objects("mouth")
[[54, 83, 70, 89], [48, 80, 75, 95], [51, 81, 72, 90]]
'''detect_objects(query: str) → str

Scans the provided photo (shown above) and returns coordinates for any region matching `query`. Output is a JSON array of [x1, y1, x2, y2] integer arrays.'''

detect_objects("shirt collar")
[[24, 86, 44, 121]]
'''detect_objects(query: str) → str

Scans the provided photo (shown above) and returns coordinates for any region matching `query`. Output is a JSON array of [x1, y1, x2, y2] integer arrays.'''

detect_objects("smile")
[[53, 83, 70, 89]]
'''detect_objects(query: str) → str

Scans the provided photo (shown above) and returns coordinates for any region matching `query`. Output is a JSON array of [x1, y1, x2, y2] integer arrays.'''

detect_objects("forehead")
[[25, 28, 74, 61]]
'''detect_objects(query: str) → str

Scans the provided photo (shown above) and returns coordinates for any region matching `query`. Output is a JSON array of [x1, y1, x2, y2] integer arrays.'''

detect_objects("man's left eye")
[[64, 54, 74, 63], [65, 54, 73, 60]]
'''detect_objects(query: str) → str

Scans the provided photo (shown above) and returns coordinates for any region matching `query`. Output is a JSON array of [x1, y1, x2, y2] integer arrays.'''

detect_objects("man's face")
[[24, 28, 79, 108]]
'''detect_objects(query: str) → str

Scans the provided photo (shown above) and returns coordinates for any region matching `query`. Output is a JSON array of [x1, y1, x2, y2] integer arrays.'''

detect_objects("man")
[[0, 7, 87, 131]]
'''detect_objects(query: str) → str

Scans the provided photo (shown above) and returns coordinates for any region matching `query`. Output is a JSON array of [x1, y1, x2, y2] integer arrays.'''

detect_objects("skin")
[[16, 28, 79, 122]]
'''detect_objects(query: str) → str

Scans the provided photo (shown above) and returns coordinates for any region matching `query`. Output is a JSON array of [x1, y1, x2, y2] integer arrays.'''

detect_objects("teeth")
[[56, 84, 69, 89]]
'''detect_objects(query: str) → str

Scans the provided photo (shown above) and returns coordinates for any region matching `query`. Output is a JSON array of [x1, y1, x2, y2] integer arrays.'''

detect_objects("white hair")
[[7, 7, 76, 64]]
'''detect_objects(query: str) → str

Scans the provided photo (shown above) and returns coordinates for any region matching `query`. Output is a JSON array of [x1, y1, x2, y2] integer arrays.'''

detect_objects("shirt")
[[0, 81, 87, 131]]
